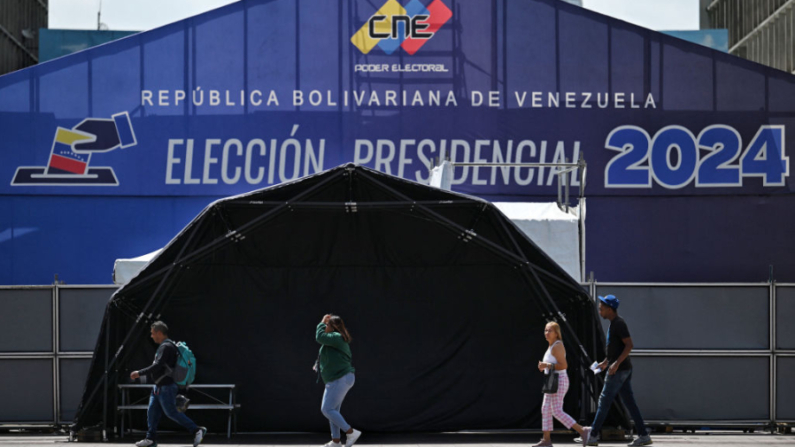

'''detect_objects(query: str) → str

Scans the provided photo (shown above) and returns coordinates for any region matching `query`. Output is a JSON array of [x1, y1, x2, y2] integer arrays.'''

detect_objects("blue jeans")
[[146, 383, 198, 441], [590, 369, 647, 438], [320, 372, 355, 439]]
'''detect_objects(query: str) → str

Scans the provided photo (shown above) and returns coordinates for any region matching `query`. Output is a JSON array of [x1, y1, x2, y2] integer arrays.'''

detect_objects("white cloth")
[[428, 160, 453, 190]]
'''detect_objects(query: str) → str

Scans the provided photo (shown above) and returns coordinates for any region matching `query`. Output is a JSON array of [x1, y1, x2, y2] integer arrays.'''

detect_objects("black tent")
[[73, 164, 607, 434]]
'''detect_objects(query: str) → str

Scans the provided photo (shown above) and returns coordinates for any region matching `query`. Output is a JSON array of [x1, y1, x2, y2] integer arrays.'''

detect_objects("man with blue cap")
[[582, 295, 652, 446]]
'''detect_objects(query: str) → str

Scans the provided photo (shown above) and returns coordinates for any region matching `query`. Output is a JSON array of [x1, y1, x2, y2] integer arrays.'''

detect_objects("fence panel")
[[59, 358, 93, 424], [775, 286, 795, 349], [59, 287, 115, 352], [594, 285, 769, 350], [631, 355, 770, 421], [0, 288, 53, 352], [0, 359, 55, 422], [776, 356, 795, 421]]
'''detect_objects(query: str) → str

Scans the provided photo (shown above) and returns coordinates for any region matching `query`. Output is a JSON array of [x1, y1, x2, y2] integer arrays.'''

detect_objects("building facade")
[[702, 0, 795, 73], [0, 0, 48, 76]]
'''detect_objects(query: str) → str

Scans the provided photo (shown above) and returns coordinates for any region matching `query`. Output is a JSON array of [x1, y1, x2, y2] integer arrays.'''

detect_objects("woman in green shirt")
[[316, 314, 361, 447]]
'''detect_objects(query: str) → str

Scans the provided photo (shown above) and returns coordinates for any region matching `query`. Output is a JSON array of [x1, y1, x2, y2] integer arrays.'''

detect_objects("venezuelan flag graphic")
[[11, 111, 136, 186], [45, 128, 94, 175]]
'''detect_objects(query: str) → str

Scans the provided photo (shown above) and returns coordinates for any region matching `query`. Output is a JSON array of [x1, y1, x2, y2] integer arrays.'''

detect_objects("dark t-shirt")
[[138, 340, 178, 386], [606, 316, 632, 371]]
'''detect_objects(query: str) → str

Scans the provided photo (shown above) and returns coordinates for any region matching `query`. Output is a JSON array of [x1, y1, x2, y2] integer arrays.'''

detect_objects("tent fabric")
[[112, 203, 581, 286], [74, 164, 605, 434]]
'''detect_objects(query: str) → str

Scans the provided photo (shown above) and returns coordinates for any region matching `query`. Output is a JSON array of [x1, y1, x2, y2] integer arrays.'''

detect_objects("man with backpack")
[[130, 321, 206, 447]]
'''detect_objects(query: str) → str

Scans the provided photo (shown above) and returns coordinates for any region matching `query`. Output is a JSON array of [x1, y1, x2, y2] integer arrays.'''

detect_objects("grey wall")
[[0, 289, 53, 352], [776, 287, 795, 350], [633, 356, 770, 420], [59, 358, 93, 423], [777, 357, 795, 421], [0, 286, 115, 424], [0, 359, 54, 422], [59, 288, 111, 352], [595, 286, 769, 349]]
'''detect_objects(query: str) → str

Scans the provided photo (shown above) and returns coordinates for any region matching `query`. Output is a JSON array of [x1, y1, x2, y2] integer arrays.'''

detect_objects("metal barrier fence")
[[0, 282, 791, 429], [585, 281, 793, 429], [0, 285, 116, 427]]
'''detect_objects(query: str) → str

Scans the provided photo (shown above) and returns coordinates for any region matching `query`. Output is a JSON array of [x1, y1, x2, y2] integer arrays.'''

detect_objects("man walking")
[[130, 321, 206, 447], [583, 295, 652, 446]]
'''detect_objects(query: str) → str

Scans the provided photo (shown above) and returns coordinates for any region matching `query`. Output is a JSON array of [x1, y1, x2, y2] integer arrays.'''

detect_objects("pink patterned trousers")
[[541, 371, 576, 432]]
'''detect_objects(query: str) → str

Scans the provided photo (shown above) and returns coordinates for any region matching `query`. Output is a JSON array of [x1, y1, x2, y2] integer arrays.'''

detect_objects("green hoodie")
[[316, 323, 355, 383]]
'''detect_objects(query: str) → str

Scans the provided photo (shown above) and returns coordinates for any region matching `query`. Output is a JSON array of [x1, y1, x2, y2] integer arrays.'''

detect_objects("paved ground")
[[0, 432, 793, 447]]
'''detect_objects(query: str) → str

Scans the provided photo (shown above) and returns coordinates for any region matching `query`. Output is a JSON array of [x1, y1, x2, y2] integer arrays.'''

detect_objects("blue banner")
[[1, 0, 794, 284], [2, 0, 792, 198]]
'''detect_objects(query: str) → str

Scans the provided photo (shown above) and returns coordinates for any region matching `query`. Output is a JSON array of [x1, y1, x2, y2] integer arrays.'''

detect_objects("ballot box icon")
[[11, 112, 137, 186]]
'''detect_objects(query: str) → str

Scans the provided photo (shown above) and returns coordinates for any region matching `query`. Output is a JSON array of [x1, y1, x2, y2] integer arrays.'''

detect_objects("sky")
[[49, 0, 239, 31], [584, 0, 699, 31], [49, 0, 700, 32]]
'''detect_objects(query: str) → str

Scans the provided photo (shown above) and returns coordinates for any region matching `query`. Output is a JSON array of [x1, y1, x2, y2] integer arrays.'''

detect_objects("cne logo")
[[351, 0, 453, 55]]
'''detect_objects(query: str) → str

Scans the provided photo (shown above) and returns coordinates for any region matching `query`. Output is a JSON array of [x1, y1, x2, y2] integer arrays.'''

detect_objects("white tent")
[[112, 250, 160, 285], [493, 202, 582, 281]]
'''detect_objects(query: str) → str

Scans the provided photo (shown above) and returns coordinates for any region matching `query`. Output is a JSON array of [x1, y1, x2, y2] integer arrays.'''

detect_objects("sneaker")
[[345, 429, 362, 447], [322, 441, 342, 447], [577, 427, 591, 447], [584, 428, 598, 447], [532, 439, 553, 446], [628, 435, 653, 446], [135, 439, 156, 447], [193, 426, 207, 447]]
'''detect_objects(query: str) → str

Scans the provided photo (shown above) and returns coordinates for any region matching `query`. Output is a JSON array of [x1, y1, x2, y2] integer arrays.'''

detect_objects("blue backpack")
[[169, 341, 197, 386]]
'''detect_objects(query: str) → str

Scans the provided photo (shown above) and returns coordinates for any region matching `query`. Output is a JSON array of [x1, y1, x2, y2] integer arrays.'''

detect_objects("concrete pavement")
[[0, 432, 793, 447]]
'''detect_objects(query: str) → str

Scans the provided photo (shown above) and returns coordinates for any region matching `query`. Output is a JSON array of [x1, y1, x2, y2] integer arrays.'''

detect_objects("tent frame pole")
[[102, 312, 109, 441], [358, 170, 584, 291], [490, 210, 605, 406], [490, 210, 603, 405], [359, 174, 585, 296], [74, 212, 207, 426]]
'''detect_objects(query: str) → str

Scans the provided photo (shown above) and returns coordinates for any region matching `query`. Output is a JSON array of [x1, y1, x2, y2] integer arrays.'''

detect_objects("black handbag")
[[541, 369, 559, 394]]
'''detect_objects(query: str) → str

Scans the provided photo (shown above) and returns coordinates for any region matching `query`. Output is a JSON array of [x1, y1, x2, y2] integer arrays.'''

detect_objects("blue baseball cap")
[[598, 294, 620, 310]]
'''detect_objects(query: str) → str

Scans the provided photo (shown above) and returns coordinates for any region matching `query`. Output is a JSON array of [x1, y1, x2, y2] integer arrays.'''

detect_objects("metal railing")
[[707, 0, 795, 73]]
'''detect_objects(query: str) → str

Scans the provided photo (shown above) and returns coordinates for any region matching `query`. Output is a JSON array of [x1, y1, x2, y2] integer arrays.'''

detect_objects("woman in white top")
[[534, 322, 588, 447]]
